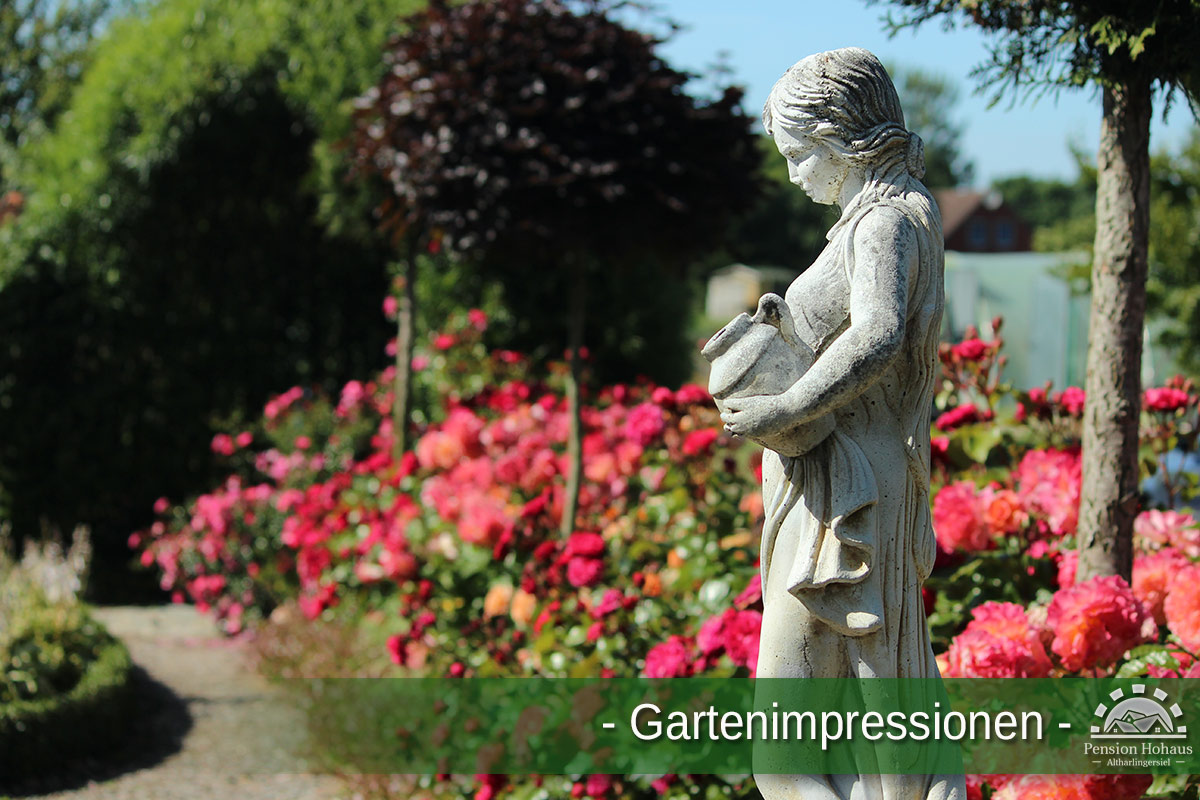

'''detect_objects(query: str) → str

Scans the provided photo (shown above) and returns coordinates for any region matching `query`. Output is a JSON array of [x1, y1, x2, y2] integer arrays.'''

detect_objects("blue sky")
[[649, 0, 1197, 187]]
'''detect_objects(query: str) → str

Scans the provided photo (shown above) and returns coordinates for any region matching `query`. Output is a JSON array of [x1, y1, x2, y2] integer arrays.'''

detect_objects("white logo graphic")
[[1091, 684, 1186, 739]]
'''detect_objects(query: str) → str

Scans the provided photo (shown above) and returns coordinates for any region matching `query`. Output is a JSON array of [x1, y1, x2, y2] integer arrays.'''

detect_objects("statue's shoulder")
[[849, 201, 921, 251]]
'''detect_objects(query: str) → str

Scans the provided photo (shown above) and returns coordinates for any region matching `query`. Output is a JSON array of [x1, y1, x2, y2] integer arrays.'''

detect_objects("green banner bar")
[[279, 678, 1200, 775]]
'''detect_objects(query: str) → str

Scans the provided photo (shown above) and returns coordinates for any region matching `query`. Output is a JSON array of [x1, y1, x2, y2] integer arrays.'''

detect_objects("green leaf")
[[1129, 23, 1157, 59], [568, 653, 600, 678], [1147, 773, 1191, 796], [1116, 644, 1180, 678]]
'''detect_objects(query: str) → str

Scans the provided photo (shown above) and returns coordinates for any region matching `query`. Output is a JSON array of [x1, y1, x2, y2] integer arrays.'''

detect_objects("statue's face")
[[772, 125, 846, 206]]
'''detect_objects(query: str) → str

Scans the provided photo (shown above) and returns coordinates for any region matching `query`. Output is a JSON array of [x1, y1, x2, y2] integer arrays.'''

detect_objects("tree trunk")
[[1077, 74, 1152, 583], [392, 238, 418, 461], [560, 267, 587, 537]]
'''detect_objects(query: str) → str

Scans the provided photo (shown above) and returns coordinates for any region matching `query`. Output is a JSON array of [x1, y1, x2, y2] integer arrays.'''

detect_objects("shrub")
[[0, 634, 133, 783], [0, 0, 423, 585], [0, 529, 133, 782]]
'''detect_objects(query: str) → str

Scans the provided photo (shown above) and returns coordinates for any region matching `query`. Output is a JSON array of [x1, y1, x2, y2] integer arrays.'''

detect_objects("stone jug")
[[702, 293, 834, 456]]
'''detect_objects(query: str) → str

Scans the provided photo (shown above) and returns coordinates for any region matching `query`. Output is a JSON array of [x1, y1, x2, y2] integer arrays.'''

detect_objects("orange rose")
[[739, 489, 764, 522], [983, 488, 1025, 535], [483, 583, 513, 619], [510, 589, 537, 626]]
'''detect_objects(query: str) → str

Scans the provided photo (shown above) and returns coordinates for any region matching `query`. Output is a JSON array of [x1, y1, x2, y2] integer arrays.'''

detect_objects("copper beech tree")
[[876, 0, 1200, 582], [352, 0, 759, 534]]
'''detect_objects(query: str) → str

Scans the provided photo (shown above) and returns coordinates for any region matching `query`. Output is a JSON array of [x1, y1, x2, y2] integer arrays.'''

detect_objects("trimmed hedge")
[[0, 632, 134, 782]]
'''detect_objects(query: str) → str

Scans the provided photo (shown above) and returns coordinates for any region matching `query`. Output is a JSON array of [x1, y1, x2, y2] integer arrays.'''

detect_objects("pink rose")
[[934, 403, 993, 432], [723, 609, 762, 674], [951, 337, 988, 361], [642, 636, 694, 678], [942, 602, 1052, 678], [1135, 509, 1200, 557], [932, 481, 994, 553], [1165, 564, 1200, 651], [566, 556, 604, 588], [1046, 575, 1151, 672], [625, 402, 666, 446], [1015, 448, 1081, 536], [697, 611, 728, 655], [1053, 386, 1086, 417], [1133, 548, 1191, 625]]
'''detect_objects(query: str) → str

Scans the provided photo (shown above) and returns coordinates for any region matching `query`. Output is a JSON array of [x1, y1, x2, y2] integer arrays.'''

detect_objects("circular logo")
[[1091, 684, 1185, 739]]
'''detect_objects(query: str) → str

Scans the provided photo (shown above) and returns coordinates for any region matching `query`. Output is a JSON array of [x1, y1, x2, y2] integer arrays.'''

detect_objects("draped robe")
[[752, 185, 965, 800]]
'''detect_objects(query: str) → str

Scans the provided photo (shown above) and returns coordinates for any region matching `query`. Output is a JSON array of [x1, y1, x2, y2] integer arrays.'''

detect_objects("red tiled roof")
[[933, 190, 984, 240]]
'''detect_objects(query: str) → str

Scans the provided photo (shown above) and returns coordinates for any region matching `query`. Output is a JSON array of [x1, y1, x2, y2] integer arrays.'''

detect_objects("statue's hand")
[[719, 390, 800, 440]]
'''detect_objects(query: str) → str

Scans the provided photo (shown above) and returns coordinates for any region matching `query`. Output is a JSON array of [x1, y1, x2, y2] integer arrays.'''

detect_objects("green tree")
[[0, 0, 422, 596], [0, 0, 126, 149], [893, 65, 975, 188], [1148, 131, 1200, 373], [992, 150, 1096, 251], [992, 135, 1200, 371], [352, 0, 760, 534], [696, 134, 835, 274], [877, 0, 1200, 582]]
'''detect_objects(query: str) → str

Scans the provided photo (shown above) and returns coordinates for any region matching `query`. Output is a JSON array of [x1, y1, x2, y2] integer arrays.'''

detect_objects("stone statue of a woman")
[[710, 48, 965, 800]]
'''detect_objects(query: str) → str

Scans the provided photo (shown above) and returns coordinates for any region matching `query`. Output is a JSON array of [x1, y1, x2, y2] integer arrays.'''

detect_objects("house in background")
[[935, 189, 1033, 252], [934, 190, 1086, 389]]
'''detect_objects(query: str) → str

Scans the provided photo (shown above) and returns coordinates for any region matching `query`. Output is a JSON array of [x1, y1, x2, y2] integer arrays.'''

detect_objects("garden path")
[[26, 605, 341, 800]]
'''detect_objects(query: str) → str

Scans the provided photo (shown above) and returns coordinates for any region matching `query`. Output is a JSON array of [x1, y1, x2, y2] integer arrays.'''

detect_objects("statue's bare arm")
[[720, 206, 917, 439]]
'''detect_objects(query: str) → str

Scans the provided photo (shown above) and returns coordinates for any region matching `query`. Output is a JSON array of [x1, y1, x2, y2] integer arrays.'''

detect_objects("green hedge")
[[0, 633, 133, 781]]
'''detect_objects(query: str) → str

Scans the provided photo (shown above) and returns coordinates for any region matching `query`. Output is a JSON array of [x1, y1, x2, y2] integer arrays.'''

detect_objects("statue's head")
[[764, 47, 924, 203]]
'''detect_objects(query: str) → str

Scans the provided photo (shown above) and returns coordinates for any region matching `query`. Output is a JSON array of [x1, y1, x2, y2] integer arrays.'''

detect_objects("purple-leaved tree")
[[353, 0, 759, 533]]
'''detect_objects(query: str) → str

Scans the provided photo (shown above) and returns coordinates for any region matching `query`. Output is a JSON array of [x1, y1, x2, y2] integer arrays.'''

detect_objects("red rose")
[[1145, 386, 1192, 412], [1053, 386, 1086, 417], [951, 337, 988, 361], [566, 532, 605, 558], [682, 428, 719, 457]]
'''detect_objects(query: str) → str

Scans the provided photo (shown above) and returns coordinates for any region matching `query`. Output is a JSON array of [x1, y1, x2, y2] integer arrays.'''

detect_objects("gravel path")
[[7, 605, 342, 800]]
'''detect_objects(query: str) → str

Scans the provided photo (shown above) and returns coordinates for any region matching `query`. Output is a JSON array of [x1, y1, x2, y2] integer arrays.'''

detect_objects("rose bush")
[[133, 311, 1200, 800]]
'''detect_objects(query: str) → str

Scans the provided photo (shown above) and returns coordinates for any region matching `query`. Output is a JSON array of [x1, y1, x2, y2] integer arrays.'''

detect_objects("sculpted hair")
[[764, 47, 925, 181]]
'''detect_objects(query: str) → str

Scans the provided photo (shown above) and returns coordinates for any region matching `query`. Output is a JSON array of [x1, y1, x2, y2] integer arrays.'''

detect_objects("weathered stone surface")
[[704, 293, 834, 456], [706, 47, 965, 800]]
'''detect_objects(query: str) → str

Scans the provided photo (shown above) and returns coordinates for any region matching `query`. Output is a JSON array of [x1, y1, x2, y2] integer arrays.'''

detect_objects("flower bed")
[[134, 313, 1200, 799]]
